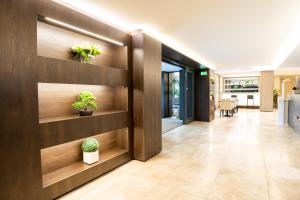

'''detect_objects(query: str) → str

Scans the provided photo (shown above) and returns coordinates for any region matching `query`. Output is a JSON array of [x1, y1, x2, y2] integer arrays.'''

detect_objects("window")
[[223, 77, 259, 93]]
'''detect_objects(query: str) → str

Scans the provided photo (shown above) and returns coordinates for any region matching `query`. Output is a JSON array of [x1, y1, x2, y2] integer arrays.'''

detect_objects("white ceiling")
[[280, 43, 300, 68], [59, 0, 300, 73]]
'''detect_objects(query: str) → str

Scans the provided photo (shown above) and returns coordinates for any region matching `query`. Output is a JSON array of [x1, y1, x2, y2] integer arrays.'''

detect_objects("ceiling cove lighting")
[[140, 25, 215, 69], [251, 66, 276, 71], [55, 0, 215, 69], [44, 17, 124, 46]]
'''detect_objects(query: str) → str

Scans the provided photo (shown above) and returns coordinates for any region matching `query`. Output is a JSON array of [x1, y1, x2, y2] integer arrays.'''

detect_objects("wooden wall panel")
[[37, 0, 129, 46], [115, 86, 129, 111], [144, 34, 162, 159], [39, 111, 128, 148], [41, 128, 128, 174], [195, 69, 211, 122], [37, 22, 127, 69], [38, 83, 127, 119], [0, 0, 43, 199], [43, 151, 130, 199], [133, 32, 162, 161], [260, 71, 274, 112], [37, 56, 128, 86]]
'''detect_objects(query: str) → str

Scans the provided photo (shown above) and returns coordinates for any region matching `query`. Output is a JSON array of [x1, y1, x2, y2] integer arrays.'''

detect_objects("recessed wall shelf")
[[36, 1, 132, 199], [40, 110, 128, 148], [39, 16, 124, 46], [43, 148, 128, 188], [38, 56, 128, 87], [42, 148, 130, 199]]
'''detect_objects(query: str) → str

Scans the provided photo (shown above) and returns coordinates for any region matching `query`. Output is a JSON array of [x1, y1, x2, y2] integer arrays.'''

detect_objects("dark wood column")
[[195, 68, 213, 122], [0, 0, 42, 199], [132, 31, 162, 161]]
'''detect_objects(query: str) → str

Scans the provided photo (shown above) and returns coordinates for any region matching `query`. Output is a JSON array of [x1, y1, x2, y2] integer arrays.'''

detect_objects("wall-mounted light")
[[43, 17, 124, 46]]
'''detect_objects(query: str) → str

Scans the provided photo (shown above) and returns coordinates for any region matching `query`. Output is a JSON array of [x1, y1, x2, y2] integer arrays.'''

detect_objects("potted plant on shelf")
[[71, 43, 102, 64], [72, 91, 97, 116], [82, 137, 100, 164]]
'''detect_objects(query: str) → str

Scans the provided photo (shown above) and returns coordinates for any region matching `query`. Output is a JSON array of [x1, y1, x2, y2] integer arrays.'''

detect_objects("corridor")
[[61, 110, 300, 200]]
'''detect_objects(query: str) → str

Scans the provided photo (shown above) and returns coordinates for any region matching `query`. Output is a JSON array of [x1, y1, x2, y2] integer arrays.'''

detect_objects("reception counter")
[[221, 92, 260, 107], [288, 94, 300, 133]]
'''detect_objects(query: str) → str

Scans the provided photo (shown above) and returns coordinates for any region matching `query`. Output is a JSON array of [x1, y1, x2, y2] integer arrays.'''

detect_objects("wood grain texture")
[[43, 150, 130, 199], [132, 32, 162, 161], [41, 128, 128, 174], [260, 71, 274, 112], [38, 56, 128, 86], [195, 69, 212, 122], [40, 111, 128, 148], [37, 22, 128, 69], [38, 83, 127, 119], [126, 35, 134, 158], [0, 0, 43, 199], [38, 0, 129, 46], [35, 2, 133, 198]]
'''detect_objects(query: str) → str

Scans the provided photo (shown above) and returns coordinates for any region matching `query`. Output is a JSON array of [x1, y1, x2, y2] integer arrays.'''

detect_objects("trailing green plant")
[[82, 138, 99, 152], [71, 43, 102, 64], [72, 91, 97, 111]]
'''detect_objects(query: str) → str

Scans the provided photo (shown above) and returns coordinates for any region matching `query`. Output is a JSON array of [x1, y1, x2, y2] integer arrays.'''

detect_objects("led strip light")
[[44, 17, 124, 46]]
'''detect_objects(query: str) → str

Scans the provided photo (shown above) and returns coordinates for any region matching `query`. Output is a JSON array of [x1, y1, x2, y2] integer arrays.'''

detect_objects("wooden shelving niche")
[[36, 2, 132, 198]]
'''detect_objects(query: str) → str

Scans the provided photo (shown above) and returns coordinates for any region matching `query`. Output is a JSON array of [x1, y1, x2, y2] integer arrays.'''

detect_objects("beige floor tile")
[[60, 110, 300, 200]]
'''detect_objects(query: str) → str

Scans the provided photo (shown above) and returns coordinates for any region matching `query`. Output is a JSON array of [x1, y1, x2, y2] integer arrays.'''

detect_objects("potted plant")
[[273, 89, 280, 108], [82, 137, 99, 164], [72, 91, 97, 116], [210, 77, 215, 85], [71, 43, 102, 64]]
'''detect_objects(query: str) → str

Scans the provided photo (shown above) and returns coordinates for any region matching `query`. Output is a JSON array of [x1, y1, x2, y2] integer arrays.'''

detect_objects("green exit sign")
[[200, 71, 208, 76]]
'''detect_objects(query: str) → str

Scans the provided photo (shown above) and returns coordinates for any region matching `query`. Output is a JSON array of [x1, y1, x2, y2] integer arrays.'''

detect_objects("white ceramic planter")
[[83, 150, 99, 164]]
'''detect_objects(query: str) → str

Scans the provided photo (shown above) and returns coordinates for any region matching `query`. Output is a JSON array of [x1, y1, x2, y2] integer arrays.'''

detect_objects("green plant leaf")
[[82, 138, 99, 152], [72, 91, 98, 111], [71, 43, 102, 63]]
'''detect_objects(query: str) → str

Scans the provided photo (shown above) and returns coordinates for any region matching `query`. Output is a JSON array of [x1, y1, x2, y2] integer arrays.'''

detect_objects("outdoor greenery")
[[72, 91, 97, 111], [82, 138, 99, 152], [72, 43, 102, 64], [172, 78, 180, 98]]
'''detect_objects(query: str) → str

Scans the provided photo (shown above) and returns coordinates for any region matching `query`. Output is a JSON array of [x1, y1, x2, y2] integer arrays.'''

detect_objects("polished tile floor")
[[60, 109, 300, 200], [162, 117, 183, 133]]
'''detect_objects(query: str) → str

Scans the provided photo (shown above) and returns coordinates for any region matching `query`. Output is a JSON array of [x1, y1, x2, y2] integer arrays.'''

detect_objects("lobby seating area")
[[219, 99, 238, 117]]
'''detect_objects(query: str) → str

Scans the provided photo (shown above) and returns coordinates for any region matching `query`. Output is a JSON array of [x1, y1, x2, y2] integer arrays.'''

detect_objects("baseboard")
[[237, 105, 260, 109]]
